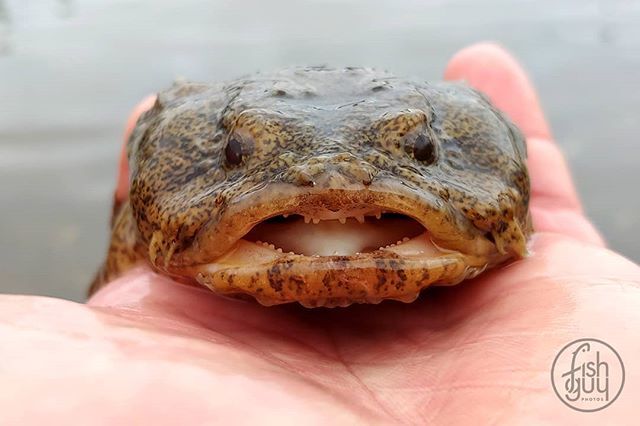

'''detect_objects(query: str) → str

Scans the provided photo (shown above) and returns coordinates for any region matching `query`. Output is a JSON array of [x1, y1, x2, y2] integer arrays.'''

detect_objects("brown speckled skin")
[[91, 67, 532, 307]]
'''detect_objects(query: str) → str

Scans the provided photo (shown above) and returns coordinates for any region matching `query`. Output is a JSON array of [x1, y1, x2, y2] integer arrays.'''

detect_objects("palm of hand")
[[2, 44, 638, 425]]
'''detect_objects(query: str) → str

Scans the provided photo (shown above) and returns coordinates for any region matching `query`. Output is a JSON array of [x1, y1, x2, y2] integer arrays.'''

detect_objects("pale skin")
[[1, 44, 639, 425]]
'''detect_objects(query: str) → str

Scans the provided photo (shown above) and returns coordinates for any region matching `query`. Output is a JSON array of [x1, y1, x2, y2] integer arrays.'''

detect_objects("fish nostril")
[[288, 163, 321, 186], [293, 170, 316, 187], [335, 159, 377, 186], [347, 164, 376, 185]]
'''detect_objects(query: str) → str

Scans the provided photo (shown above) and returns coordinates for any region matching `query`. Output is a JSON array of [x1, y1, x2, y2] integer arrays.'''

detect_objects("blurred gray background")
[[1, 0, 638, 302]]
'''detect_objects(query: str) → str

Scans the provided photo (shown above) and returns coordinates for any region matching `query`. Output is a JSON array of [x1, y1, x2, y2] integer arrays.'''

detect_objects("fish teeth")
[[356, 215, 365, 224], [338, 217, 346, 224], [375, 212, 382, 219], [282, 213, 289, 218], [303, 215, 311, 224], [312, 218, 320, 224]]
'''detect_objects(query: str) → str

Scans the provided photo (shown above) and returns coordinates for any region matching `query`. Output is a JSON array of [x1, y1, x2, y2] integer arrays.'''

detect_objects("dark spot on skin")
[[281, 258, 295, 270], [267, 265, 284, 292], [322, 273, 332, 289], [290, 276, 305, 293], [376, 274, 387, 291], [420, 269, 430, 283], [485, 232, 496, 244], [389, 259, 401, 270], [333, 256, 349, 269]]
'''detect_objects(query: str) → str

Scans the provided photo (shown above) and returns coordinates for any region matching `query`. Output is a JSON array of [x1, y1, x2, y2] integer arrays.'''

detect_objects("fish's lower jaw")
[[179, 248, 501, 308], [168, 216, 507, 308]]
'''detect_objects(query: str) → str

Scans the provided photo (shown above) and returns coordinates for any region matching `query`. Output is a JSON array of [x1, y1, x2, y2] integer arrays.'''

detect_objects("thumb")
[[444, 43, 603, 246], [114, 95, 157, 207]]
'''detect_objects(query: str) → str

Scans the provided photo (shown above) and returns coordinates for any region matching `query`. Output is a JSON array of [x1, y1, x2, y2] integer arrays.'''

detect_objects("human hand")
[[2, 43, 639, 425]]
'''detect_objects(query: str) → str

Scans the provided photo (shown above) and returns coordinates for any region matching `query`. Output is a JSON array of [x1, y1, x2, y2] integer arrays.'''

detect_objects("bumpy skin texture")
[[91, 67, 532, 307]]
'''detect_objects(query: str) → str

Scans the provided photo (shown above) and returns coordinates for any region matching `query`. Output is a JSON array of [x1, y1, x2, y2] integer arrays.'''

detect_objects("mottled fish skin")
[[91, 67, 532, 307]]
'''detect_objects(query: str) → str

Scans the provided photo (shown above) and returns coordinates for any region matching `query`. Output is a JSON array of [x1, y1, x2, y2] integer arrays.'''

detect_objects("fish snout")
[[287, 153, 378, 187]]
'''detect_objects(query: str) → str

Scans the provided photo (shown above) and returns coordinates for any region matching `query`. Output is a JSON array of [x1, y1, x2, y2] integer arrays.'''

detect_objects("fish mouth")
[[158, 182, 517, 308]]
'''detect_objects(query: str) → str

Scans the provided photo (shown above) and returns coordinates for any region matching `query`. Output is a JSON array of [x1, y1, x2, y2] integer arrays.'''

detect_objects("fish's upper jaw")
[[162, 178, 498, 267]]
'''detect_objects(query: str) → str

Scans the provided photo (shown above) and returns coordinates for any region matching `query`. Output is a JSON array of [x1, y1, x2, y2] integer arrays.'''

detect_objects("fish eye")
[[225, 136, 244, 165], [413, 133, 436, 164]]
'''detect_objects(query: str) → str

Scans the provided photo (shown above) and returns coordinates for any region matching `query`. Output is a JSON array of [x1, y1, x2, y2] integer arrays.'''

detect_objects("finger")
[[114, 95, 157, 205], [526, 137, 603, 245], [444, 42, 550, 140], [444, 43, 603, 245]]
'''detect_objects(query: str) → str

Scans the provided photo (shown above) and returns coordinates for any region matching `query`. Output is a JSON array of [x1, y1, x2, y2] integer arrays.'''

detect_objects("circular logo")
[[551, 338, 625, 412]]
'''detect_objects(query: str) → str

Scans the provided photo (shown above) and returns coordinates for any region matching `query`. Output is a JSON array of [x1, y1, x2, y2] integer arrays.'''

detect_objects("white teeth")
[[252, 239, 298, 255], [279, 211, 383, 223], [402, 237, 410, 242], [312, 218, 320, 224]]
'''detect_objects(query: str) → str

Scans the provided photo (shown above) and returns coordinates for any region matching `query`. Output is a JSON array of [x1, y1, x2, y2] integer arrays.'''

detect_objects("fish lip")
[[177, 250, 508, 308], [162, 179, 495, 269]]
